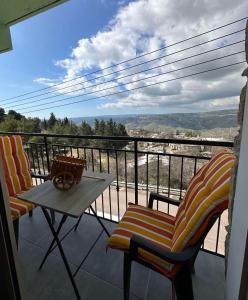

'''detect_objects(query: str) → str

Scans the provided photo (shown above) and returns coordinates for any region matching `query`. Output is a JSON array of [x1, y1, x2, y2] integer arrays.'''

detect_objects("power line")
[[21, 61, 246, 114], [2, 28, 245, 105], [1, 16, 247, 102], [6, 40, 244, 109], [15, 51, 245, 111], [3, 30, 245, 107]]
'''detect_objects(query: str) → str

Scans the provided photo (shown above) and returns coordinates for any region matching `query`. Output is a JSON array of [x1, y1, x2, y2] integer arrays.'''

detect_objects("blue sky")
[[0, 0, 122, 117], [0, 0, 246, 119]]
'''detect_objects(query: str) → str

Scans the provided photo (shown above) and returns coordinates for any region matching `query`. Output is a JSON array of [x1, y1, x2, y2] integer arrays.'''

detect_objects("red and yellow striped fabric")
[[0, 136, 22, 196], [10, 135, 32, 191], [0, 135, 34, 221], [107, 150, 235, 277], [108, 204, 175, 273], [172, 150, 235, 252], [9, 197, 34, 221]]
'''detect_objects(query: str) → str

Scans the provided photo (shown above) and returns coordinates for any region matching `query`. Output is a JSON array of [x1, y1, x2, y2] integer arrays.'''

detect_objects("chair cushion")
[[10, 135, 32, 191], [9, 196, 34, 221], [108, 150, 235, 277], [108, 204, 175, 274], [0, 136, 22, 196], [0, 135, 35, 220], [172, 150, 235, 252]]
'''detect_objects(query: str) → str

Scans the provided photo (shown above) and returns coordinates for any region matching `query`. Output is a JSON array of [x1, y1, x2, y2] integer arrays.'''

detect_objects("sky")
[[0, 0, 247, 119]]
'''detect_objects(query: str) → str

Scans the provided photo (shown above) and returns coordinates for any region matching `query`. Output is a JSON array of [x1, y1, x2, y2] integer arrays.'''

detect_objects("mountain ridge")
[[70, 109, 238, 131]]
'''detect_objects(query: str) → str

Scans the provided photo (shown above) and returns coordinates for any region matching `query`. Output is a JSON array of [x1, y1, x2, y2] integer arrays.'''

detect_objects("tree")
[[81, 121, 93, 135], [8, 110, 23, 121], [105, 119, 115, 136], [41, 118, 48, 131], [31, 118, 41, 132], [63, 117, 69, 125], [47, 112, 57, 128], [94, 119, 100, 134], [0, 115, 19, 132], [79, 121, 93, 145], [0, 107, 5, 122], [99, 120, 106, 136], [117, 123, 128, 136]]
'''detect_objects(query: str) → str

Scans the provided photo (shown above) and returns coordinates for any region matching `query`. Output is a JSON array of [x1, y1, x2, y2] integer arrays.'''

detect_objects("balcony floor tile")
[[19, 209, 225, 300]]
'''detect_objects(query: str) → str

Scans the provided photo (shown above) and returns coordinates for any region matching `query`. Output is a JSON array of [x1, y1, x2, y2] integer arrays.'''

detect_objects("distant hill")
[[70, 109, 238, 131]]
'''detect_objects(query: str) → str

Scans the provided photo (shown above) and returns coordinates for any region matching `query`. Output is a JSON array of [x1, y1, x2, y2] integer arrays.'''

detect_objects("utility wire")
[[6, 40, 244, 109], [15, 51, 245, 111], [21, 61, 246, 114], [1, 16, 247, 102], [3, 30, 245, 107]]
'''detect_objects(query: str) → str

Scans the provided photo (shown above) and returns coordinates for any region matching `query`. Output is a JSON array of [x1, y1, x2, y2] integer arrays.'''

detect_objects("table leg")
[[41, 208, 81, 300], [89, 205, 110, 237], [74, 215, 83, 231], [39, 214, 67, 270]]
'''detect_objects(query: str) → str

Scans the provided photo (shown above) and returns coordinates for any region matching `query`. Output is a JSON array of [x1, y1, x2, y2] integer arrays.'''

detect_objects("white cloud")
[[33, 0, 247, 113]]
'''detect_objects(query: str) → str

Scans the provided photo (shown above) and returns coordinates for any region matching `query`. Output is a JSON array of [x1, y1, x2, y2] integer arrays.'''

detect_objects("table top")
[[18, 171, 115, 218]]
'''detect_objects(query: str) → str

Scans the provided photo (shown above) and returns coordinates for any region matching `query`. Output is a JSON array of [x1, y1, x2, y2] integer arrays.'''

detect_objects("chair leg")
[[13, 219, 19, 249], [174, 265, 194, 300], [190, 263, 195, 275], [123, 253, 132, 300], [74, 215, 83, 231], [29, 210, 33, 217], [190, 256, 197, 275], [171, 281, 176, 300]]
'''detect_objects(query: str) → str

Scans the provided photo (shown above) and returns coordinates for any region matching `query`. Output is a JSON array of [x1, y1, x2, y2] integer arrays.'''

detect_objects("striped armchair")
[[0, 135, 35, 243], [107, 150, 235, 300]]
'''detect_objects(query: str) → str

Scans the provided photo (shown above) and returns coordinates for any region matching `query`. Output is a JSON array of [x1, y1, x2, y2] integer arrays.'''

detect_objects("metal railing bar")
[[115, 150, 120, 221], [157, 154, 160, 210], [124, 151, 128, 209], [146, 153, 149, 207], [179, 157, 184, 200], [99, 149, 105, 219], [0, 131, 234, 147], [107, 149, 112, 220]]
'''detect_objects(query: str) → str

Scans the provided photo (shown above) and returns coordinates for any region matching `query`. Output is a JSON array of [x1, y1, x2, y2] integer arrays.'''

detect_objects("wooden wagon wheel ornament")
[[49, 155, 87, 191], [53, 171, 75, 191]]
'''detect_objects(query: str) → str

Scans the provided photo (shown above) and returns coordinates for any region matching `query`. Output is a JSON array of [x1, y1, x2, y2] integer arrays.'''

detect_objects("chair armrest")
[[148, 192, 180, 209], [130, 234, 198, 264]]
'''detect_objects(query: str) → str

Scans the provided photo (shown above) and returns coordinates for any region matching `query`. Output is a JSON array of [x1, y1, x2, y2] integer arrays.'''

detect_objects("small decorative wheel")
[[53, 171, 75, 191]]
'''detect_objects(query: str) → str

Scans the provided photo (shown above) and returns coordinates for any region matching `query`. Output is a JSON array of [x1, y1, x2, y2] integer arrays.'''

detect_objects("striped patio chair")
[[107, 150, 235, 300], [0, 135, 35, 244]]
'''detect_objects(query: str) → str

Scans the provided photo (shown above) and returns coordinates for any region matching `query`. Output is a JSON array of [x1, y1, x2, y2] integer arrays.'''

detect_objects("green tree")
[[80, 121, 93, 135], [0, 107, 5, 122], [41, 118, 48, 131], [22, 118, 41, 133], [63, 117, 69, 125], [8, 110, 23, 121], [48, 122, 79, 146], [105, 119, 115, 136], [47, 112, 57, 128], [94, 119, 100, 134], [99, 120, 106, 135], [80, 121, 93, 145], [0, 115, 19, 132], [117, 123, 127, 136]]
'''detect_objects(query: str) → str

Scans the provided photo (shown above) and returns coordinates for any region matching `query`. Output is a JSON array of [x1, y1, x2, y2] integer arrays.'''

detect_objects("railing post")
[[134, 140, 138, 204], [44, 135, 50, 172]]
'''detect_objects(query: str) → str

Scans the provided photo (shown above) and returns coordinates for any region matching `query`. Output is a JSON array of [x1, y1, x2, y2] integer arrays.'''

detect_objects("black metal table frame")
[[39, 205, 110, 300]]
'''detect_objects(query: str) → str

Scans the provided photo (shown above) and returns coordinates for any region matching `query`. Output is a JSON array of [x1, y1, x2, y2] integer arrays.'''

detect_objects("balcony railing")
[[1, 131, 234, 256]]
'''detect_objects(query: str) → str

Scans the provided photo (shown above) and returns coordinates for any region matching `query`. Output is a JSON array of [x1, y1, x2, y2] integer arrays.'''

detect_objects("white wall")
[[226, 83, 248, 300]]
